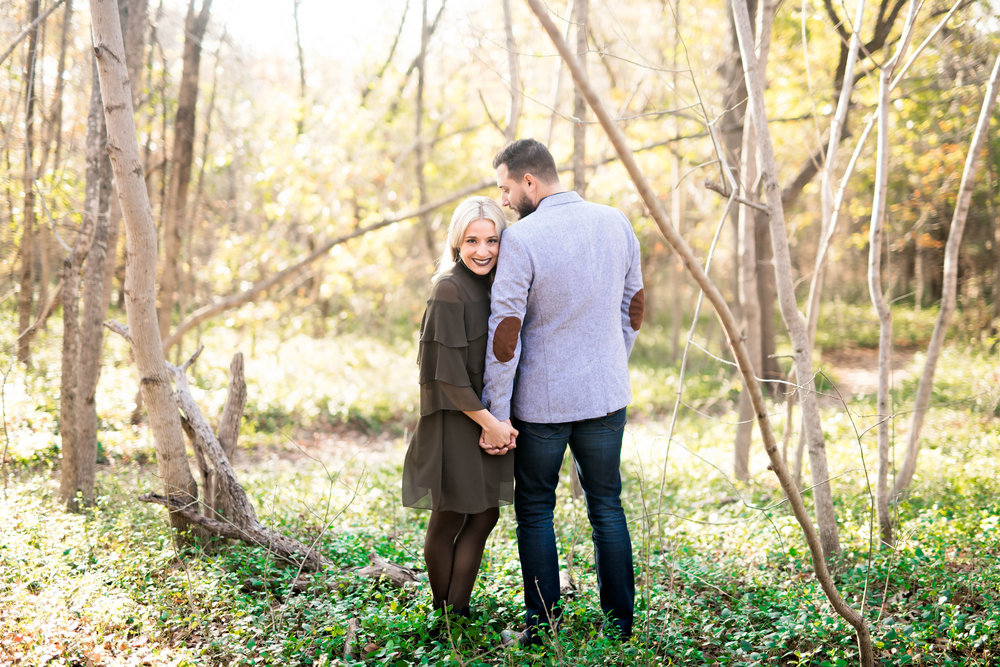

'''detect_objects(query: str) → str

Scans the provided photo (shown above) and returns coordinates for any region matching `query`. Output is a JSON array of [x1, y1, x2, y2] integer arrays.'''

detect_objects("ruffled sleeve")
[[416, 276, 488, 415]]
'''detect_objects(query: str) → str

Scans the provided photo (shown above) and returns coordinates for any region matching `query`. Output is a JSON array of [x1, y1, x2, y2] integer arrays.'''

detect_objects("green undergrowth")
[[2, 309, 999, 664]]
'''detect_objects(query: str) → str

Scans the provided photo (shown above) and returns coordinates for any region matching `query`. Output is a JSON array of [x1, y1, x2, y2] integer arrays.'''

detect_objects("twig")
[[0, 0, 67, 66], [103, 320, 132, 344], [704, 179, 770, 213], [344, 617, 360, 660]]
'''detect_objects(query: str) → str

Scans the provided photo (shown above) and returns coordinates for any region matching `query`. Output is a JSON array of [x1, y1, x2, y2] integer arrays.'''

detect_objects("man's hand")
[[479, 419, 517, 456]]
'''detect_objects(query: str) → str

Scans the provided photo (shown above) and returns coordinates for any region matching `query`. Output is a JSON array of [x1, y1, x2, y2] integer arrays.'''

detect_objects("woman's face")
[[458, 218, 500, 275]]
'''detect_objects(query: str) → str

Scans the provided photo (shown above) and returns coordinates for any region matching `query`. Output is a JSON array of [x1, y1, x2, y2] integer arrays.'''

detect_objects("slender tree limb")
[[360, 0, 409, 104], [357, 552, 421, 587], [161, 179, 493, 353], [731, 0, 871, 658], [0, 0, 67, 66], [704, 180, 769, 213], [521, 0, 872, 662], [894, 53, 1000, 496], [104, 320, 132, 344]]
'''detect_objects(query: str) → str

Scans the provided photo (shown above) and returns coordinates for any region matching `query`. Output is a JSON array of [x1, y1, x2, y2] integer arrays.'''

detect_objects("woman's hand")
[[479, 419, 518, 456]]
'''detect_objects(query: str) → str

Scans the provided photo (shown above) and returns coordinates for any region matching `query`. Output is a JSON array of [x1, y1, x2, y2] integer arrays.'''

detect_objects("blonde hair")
[[432, 196, 507, 281]]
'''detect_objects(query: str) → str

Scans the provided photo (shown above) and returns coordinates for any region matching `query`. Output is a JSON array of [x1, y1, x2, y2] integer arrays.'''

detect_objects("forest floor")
[[819, 345, 918, 397], [3, 336, 998, 666], [251, 344, 922, 466]]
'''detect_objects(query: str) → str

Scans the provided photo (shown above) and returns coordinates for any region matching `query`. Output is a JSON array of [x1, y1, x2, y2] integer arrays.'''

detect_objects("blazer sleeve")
[[620, 218, 644, 356], [482, 231, 531, 422]]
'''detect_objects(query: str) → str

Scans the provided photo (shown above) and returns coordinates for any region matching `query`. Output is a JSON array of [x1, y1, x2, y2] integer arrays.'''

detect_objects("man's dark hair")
[[492, 138, 559, 183]]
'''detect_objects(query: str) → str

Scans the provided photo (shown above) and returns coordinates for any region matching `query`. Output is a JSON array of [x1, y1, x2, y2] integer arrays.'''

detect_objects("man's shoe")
[[499, 629, 532, 647]]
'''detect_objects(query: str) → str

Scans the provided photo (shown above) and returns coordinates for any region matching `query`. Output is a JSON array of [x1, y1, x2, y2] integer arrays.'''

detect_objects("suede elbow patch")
[[493, 317, 522, 362], [629, 289, 645, 331]]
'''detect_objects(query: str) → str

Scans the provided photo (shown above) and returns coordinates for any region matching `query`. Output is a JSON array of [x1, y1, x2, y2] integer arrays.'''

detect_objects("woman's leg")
[[445, 507, 499, 610], [424, 510, 467, 610]]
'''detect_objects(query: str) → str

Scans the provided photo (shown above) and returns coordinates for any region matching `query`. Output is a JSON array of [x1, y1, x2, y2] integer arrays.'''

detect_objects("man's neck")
[[535, 181, 565, 201]]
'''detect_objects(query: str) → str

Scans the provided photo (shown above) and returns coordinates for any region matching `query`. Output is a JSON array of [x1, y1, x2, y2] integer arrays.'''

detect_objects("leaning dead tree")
[[122, 344, 332, 571], [524, 0, 873, 663], [86, 0, 318, 566]]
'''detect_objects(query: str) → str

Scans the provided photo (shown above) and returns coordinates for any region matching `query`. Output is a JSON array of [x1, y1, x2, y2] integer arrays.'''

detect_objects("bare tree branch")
[[0, 0, 67, 66], [520, 0, 873, 662]]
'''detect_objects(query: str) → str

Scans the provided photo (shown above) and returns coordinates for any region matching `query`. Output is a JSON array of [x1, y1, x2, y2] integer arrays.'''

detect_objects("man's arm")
[[482, 232, 532, 427], [620, 220, 644, 355]]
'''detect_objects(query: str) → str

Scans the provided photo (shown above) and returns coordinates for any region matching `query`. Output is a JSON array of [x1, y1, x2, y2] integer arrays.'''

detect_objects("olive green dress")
[[402, 261, 515, 514]]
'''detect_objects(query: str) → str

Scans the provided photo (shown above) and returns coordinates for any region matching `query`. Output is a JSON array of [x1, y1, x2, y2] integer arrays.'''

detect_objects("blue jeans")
[[512, 408, 634, 640]]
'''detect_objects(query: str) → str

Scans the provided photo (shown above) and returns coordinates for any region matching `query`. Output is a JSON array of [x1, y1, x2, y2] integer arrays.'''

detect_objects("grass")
[[2, 307, 999, 665]]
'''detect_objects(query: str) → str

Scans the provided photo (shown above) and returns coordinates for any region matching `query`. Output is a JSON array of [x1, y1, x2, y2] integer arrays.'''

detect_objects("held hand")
[[479, 420, 518, 456]]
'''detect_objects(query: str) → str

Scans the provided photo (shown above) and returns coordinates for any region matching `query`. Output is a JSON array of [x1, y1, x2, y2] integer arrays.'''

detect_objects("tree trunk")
[[567, 0, 589, 499], [59, 0, 146, 510], [524, 4, 873, 663], [894, 54, 1000, 496], [157, 0, 213, 349], [201, 353, 247, 522], [58, 58, 103, 509], [414, 0, 437, 261], [501, 0, 521, 141], [868, 64, 896, 548], [90, 0, 199, 533], [135, 349, 329, 570], [870, 0, 922, 547], [292, 0, 307, 135], [730, 0, 763, 482], [75, 84, 115, 509], [730, 0, 843, 559], [755, 218, 778, 388], [17, 0, 41, 366], [571, 0, 587, 197]]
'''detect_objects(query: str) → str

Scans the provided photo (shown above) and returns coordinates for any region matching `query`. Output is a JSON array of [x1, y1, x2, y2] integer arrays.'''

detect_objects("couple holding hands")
[[402, 138, 644, 647]]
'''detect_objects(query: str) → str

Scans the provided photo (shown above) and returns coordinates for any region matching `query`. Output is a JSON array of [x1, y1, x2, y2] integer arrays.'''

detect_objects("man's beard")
[[515, 196, 537, 219]]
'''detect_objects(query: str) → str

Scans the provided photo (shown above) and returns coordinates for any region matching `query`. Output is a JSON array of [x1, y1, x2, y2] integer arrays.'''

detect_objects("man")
[[480, 138, 644, 645]]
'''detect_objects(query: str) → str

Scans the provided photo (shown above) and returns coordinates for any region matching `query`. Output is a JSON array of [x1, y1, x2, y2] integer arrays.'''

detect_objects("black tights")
[[423, 507, 499, 612]]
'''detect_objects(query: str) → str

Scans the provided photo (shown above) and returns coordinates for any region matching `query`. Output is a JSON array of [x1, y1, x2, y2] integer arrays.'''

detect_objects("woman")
[[402, 196, 517, 622]]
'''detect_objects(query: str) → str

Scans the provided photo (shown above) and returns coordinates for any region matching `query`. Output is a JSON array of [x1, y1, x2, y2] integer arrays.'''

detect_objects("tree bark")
[[75, 82, 115, 509], [292, 0, 307, 135], [523, 2, 872, 662], [868, 64, 896, 548], [17, 0, 41, 366], [571, 0, 588, 197], [868, 0, 922, 547], [58, 0, 145, 510], [90, 0, 199, 533], [58, 58, 104, 509], [894, 54, 1000, 496], [157, 0, 213, 349], [731, 0, 761, 482], [413, 0, 437, 261], [501, 0, 521, 141], [731, 0, 843, 559]]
